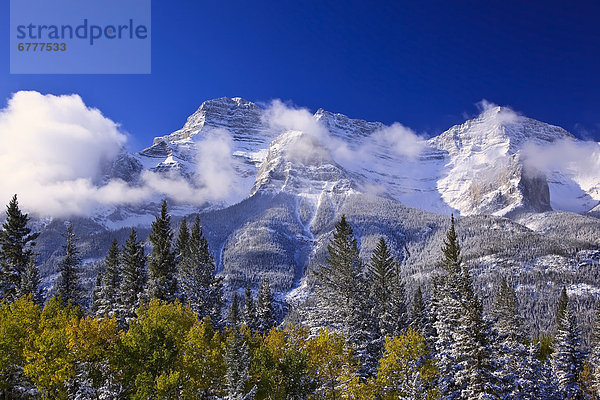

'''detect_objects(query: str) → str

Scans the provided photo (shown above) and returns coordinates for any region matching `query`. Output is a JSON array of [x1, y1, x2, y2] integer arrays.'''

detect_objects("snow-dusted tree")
[[118, 228, 146, 325], [493, 277, 529, 398], [224, 328, 254, 400], [367, 237, 407, 338], [178, 215, 223, 324], [91, 268, 102, 316], [410, 286, 434, 342], [20, 256, 42, 304], [0, 195, 39, 303], [433, 215, 498, 400], [95, 239, 121, 318], [242, 284, 257, 332], [256, 278, 276, 334], [314, 215, 379, 378], [552, 292, 585, 400], [147, 200, 178, 302], [555, 286, 569, 329], [227, 293, 241, 327], [590, 303, 600, 399], [56, 224, 84, 307]]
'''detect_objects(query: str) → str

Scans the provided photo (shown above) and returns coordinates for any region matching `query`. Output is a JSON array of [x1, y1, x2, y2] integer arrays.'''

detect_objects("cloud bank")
[[0, 91, 241, 217]]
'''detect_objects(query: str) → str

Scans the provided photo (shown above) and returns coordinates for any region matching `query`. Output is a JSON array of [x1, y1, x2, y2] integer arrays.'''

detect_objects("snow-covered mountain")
[[122, 97, 600, 221], [32, 97, 600, 337]]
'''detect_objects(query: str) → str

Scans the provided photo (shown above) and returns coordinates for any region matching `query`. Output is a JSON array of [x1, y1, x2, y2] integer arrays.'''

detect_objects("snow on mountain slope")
[[106, 97, 600, 226]]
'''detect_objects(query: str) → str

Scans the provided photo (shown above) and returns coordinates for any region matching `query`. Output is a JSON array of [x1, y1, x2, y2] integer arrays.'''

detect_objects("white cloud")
[[0, 91, 244, 217]]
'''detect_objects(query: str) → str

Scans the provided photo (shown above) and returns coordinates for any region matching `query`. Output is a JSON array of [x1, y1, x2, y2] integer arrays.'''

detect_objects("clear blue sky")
[[2, 0, 600, 148]]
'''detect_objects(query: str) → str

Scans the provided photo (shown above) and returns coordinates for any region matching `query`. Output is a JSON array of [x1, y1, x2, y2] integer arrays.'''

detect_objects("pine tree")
[[118, 228, 147, 325], [552, 292, 585, 400], [91, 268, 103, 315], [433, 215, 498, 400], [410, 286, 434, 342], [178, 215, 223, 324], [147, 200, 177, 302], [96, 239, 121, 318], [227, 293, 241, 327], [313, 215, 379, 378], [493, 277, 528, 398], [367, 237, 407, 337], [0, 195, 39, 302], [256, 278, 276, 334], [242, 284, 257, 332], [56, 224, 84, 307], [556, 286, 569, 329], [20, 256, 42, 304], [224, 327, 253, 400]]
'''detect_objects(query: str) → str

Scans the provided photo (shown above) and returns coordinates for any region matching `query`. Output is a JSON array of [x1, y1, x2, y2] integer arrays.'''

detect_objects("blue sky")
[[2, 0, 600, 148]]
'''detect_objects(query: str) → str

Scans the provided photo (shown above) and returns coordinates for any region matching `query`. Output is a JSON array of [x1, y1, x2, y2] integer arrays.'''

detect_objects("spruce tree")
[[552, 292, 585, 399], [433, 215, 498, 400], [178, 215, 223, 324], [242, 284, 257, 332], [224, 327, 252, 400], [590, 303, 600, 399], [147, 200, 177, 302], [256, 278, 276, 334], [314, 215, 379, 378], [227, 292, 241, 327], [493, 277, 528, 398], [91, 268, 103, 315], [368, 237, 407, 337], [410, 286, 434, 341], [0, 195, 39, 302], [20, 256, 42, 304], [556, 286, 569, 329], [96, 239, 121, 318], [118, 228, 146, 325], [56, 224, 84, 307]]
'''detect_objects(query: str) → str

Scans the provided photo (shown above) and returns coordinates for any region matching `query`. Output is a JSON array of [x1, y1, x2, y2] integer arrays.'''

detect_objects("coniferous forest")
[[1, 195, 600, 399]]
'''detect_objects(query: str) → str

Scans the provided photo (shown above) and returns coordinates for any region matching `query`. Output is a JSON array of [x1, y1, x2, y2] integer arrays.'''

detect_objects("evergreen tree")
[[556, 286, 569, 329], [118, 228, 146, 325], [410, 286, 434, 341], [242, 284, 257, 332], [256, 278, 276, 334], [552, 292, 585, 400], [367, 237, 407, 337], [227, 293, 241, 327], [20, 256, 42, 304], [91, 268, 103, 316], [0, 195, 39, 302], [590, 303, 600, 399], [224, 327, 253, 400], [493, 277, 528, 398], [433, 215, 498, 400], [56, 224, 84, 307], [96, 239, 121, 318], [147, 200, 177, 302], [178, 215, 223, 324], [314, 215, 379, 378]]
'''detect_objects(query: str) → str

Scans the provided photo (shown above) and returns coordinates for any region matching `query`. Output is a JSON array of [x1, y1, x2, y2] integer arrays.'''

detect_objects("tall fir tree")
[[367, 237, 407, 338], [20, 256, 42, 304], [590, 303, 600, 399], [118, 228, 147, 325], [147, 200, 177, 302], [433, 215, 498, 400], [410, 286, 434, 342], [0, 195, 39, 302], [178, 215, 223, 324], [56, 224, 84, 307], [314, 215, 379, 378], [91, 268, 103, 316], [227, 293, 241, 327], [552, 291, 585, 400], [242, 284, 257, 332], [493, 277, 529, 398], [256, 278, 276, 334], [556, 286, 569, 329], [224, 327, 253, 400], [96, 239, 121, 318]]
